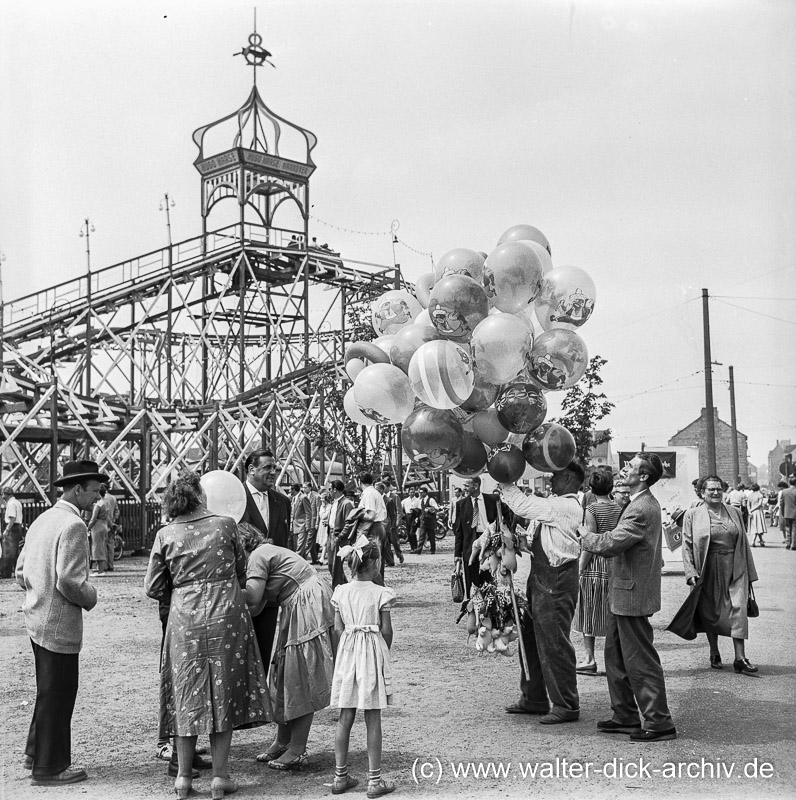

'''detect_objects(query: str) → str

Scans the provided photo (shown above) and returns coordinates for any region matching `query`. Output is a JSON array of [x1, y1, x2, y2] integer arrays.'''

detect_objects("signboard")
[[662, 522, 683, 552], [618, 451, 677, 479]]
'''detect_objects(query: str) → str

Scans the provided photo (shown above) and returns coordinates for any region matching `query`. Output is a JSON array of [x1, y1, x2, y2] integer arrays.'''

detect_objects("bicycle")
[[113, 526, 125, 561]]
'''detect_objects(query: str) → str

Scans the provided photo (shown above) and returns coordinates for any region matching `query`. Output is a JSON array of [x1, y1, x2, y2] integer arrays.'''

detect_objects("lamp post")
[[160, 193, 175, 402], [159, 193, 175, 247], [78, 219, 95, 400]]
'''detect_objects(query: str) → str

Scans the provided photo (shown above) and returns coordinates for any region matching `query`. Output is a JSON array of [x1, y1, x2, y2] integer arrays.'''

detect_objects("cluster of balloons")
[[342, 223, 598, 481]]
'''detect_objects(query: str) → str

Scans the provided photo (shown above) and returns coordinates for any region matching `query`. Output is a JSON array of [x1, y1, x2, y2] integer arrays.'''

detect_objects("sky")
[[1, 0, 794, 472]]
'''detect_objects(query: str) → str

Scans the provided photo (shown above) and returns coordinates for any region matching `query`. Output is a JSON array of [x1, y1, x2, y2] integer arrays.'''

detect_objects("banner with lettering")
[[618, 451, 677, 479]]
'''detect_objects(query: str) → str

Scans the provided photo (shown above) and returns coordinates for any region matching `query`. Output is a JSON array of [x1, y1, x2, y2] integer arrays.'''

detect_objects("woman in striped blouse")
[[574, 470, 623, 674]]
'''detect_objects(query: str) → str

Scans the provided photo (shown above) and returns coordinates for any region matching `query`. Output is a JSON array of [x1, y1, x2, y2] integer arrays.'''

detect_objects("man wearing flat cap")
[[15, 459, 107, 786]]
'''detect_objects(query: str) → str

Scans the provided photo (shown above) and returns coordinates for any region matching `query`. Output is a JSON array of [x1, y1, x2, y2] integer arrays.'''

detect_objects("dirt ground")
[[1, 531, 794, 800]]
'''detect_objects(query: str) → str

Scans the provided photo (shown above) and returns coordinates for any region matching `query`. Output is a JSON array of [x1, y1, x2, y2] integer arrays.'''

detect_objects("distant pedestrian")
[[780, 476, 796, 549], [746, 483, 767, 547], [1, 486, 24, 578], [415, 488, 438, 555]]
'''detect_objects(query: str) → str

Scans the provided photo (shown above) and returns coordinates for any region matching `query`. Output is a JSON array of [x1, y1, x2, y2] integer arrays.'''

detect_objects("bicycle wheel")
[[435, 524, 447, 540], [113, 535, 124, 561]]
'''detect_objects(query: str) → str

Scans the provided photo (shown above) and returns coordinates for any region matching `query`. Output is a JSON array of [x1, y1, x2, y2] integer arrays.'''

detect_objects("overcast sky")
[[1, 0, 794, 470]]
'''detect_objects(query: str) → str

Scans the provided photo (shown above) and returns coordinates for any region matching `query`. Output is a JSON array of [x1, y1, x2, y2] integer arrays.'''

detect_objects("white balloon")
[[200, 470, 247, 523], [371, 290, 423, 336], [344, 387, 376, 426]]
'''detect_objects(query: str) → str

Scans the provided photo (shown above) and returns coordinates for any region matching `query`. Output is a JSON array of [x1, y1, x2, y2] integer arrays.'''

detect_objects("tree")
[[553, 355, 614, 464]]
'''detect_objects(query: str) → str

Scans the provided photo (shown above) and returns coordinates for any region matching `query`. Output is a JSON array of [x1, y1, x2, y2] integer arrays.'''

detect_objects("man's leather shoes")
[[505, 701, 549, 715], [31, 768, 88, 785], [629, 727, 677, 742], [597, 719, 642, 734], [538, 713, 579, 725]]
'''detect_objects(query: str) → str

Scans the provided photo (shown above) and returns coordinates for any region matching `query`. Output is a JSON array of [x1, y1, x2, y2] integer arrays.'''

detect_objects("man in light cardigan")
[[15, 460, 107, 786]]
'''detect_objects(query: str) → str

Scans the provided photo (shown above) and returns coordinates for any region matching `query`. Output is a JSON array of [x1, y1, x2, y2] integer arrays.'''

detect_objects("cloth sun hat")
[[53, 460, 110, 487]]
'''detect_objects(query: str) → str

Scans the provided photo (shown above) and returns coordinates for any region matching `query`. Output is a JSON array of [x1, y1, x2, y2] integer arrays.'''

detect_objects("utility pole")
[[729, 365, 740, 485], [701, 288, 717, 474]]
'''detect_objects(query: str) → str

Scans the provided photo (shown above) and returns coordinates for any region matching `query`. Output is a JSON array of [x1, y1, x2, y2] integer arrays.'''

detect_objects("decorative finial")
[[235, 11, 274, 86]]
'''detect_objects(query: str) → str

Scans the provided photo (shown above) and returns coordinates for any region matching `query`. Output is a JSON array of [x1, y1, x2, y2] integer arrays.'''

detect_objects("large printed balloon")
[[434, 248, 485, 282], [401, 406, 464, 471], [487, 443, 526, 483], [427, 274, 489, 343], [371, 289, 422, 336], [452, 434, 489, 478], [344, 340, 390, 381], [388, 324, 442, 373], [526, 329, 589, 391], [471, 408, 510, 447], [522, 422, 576, 472], [534, 265, 596, 332], [482, 242, 544, 313], [352, 363, 415, 424], [200, 470, 247, 522], [343, 387, 376, 426], [470, 313, 532, 384], [373, 335, 394, 354], [415, 272, 436, 308], [408, 340, 475, 409], [495, 383, 548, 434], [413, 308, 434, 328], [497, 223, 551, 255], [460, 372, 501, 413], [519, 240, 553, 274]]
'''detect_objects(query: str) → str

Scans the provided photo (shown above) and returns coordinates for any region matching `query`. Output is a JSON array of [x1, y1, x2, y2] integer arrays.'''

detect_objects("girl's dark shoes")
[[709, 652, 723, 669], [733, 658, 758, 675]]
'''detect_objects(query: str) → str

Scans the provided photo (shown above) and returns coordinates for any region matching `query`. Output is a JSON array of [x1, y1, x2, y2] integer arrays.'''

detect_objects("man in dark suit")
[[453, 477, 506, 598], [241, 449, 291, 670], [580, 452, 676, 742], [327, 480, 354, 588]]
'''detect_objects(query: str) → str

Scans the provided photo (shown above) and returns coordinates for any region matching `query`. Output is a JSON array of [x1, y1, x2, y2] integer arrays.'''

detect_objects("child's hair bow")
[[338, 533, 370, 561]]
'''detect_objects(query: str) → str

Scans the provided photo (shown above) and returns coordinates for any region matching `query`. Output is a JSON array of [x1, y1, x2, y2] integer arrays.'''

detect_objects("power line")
[[611, 370, 703, 404], [712, 298, 796, 326], [589, 296, 698, 341], [713, 296, 796, 302]]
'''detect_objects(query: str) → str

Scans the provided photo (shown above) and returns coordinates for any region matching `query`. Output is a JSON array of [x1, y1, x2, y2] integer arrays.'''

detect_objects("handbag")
[[450, 564, 465, 604], [747, 583, 759, 618], [666, 574, 705, 640]]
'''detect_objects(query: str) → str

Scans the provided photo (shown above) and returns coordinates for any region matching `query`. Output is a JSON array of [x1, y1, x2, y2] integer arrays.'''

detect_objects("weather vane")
[[235, 10, 275, 85]]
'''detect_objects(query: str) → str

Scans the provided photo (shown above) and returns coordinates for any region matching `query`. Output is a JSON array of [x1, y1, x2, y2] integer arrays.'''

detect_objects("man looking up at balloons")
[[578, 453, 676, 742], [499, 461, 585, 724]]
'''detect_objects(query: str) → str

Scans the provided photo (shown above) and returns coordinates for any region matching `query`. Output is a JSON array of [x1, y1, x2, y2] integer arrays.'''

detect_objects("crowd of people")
[[12, 454, 403, 797], [9, 450, 793, 793]]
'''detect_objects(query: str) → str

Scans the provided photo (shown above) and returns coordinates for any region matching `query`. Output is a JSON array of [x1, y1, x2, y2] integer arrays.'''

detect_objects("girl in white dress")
[[330, 535, 396, 798]]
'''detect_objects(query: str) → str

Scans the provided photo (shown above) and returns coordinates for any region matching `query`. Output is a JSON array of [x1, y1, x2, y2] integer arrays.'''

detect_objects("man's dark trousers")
[[25, 641, 79, 777], [518, 536, 579, 718], [604, 611, 673, 731]]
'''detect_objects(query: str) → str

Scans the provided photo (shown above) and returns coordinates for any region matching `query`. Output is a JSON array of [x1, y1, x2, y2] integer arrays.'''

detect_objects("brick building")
[[668, 407, 749, 484], [768, 439, 796, 486]]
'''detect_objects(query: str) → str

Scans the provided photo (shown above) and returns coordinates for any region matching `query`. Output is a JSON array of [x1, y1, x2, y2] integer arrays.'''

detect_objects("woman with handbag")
[[681, 475, 759, 676]]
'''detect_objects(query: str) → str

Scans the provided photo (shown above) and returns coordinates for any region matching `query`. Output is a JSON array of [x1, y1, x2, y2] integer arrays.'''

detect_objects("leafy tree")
[[553, 355, 614, 464]]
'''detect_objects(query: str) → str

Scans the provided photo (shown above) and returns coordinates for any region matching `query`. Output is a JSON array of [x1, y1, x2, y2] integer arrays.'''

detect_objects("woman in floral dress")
[[146, 472, 271, 799]]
